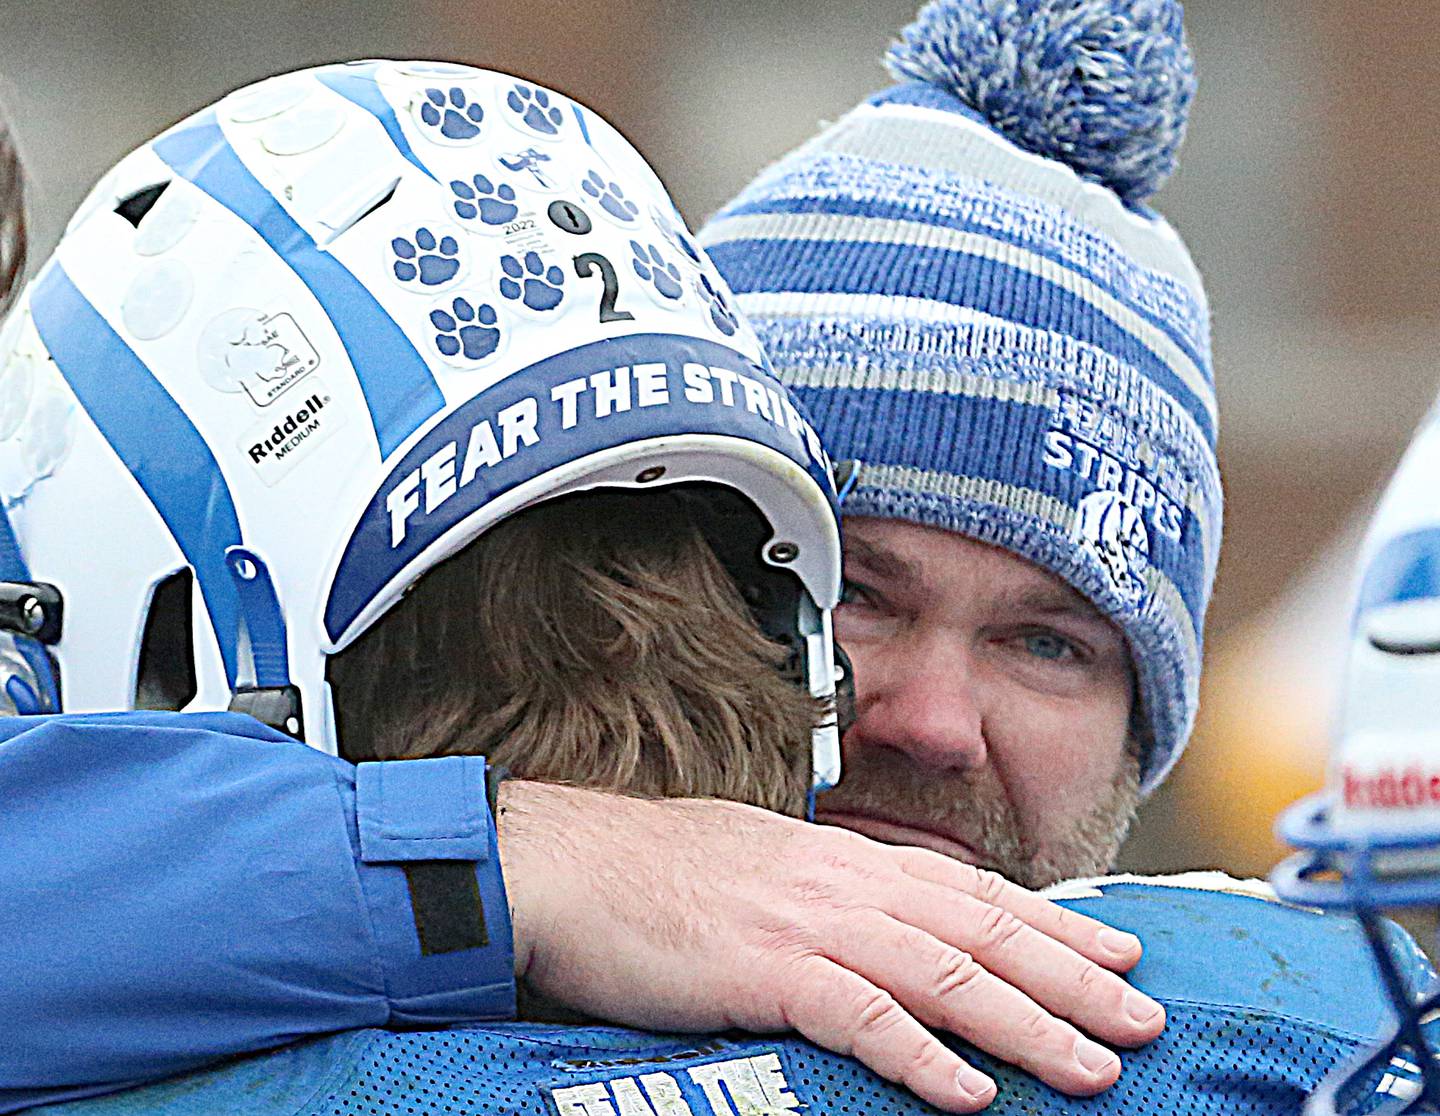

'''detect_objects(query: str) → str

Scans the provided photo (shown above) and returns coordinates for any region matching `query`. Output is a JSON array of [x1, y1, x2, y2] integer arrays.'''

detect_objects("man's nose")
[[845, 635, 987, 771]]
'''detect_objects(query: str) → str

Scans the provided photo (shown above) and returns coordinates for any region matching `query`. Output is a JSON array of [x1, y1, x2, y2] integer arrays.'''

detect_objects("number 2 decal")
[[573, 252, 634, 324]]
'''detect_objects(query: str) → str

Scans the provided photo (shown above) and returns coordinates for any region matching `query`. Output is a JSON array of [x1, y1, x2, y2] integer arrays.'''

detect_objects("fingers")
[[887, 877, 1165, 1049], [827, 912, 1123, 1097], [781, 956, 998, 1113], [898, 849, 1144, 972], [512, 791, 1156, 1112]]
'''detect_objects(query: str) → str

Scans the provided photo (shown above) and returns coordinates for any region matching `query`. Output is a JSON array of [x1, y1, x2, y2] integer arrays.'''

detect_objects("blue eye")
[[1023, 632, 1074, 661], [839, 579, 885, 611]]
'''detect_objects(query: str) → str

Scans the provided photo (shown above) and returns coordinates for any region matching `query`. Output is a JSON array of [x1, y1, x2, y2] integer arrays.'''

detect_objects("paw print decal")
[[416, 86, 485, 143], [697, 272, 739, 337], [580, 171, 639, 224], [498, 251, 565, 313], [450, 174, 520, 229], [629, 240, 683, 302], [391, 227, 463, 289], [431, 297, 502, 363], [505, 83, 564, 137]]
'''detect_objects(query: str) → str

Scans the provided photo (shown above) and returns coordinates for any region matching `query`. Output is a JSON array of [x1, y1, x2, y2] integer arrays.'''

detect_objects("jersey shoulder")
[[1045, 871, 1428, 1038], [38, 873, 1429, 1116], [35, 997, 1413, 1116]]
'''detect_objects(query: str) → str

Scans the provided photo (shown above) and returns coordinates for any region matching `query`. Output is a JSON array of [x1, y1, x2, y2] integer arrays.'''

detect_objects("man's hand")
[[498, 782, 1165, 1114]]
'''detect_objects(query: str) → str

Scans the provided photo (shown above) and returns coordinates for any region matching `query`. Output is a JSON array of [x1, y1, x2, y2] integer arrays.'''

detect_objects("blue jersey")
[[33, 878, 1433, 1116]]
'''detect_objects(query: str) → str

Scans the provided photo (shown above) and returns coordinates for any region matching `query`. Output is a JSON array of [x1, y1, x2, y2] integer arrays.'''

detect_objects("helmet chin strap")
[[0, 493, 23, 581], [1302, 917, 1440, 1115], [1275, 836, 1440, 1115], [0, 497, 63, 715], [225, 546, 304, 740]]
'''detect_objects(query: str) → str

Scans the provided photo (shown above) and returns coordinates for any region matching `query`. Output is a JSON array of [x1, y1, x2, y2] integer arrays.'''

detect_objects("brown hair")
[[327, 488, 822, 817], [0, 102, 25, 317]]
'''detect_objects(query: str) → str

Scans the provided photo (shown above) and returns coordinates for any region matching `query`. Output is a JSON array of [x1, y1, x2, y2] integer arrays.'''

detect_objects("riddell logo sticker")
[[239, 383, 341, 486], [1343, 765, 1440, 810]]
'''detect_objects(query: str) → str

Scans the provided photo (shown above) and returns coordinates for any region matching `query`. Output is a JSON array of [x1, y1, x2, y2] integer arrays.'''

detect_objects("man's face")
[[816, 517, 1140, 889]]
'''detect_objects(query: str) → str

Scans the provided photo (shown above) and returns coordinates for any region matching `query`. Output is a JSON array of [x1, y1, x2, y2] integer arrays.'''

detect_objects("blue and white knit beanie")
[[700, 0, 1218, 794]]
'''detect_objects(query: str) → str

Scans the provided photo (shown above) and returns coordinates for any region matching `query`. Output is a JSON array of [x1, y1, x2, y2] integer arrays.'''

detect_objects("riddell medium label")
[[239, 382, 342, 486]]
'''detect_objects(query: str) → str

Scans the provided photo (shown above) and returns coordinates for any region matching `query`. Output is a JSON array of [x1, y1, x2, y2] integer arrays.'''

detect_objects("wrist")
[[495, 778, 544, 980], [495, 780, 635, 983]]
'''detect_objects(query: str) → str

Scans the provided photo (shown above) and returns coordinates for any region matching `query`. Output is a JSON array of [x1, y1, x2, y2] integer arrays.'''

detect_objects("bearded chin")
[[817, 749, 1142, 891], [1012, 768, 1142, 889]]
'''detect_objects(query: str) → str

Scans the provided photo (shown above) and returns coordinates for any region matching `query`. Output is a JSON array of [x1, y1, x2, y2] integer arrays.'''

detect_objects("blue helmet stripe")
[[572, 105, 592, 146], [315, 66, 438, 182], [1358, 526, 1440, 614], [153, 112, 445, 458], [30, 263, 244, 685], [0, 500, 27, 581]]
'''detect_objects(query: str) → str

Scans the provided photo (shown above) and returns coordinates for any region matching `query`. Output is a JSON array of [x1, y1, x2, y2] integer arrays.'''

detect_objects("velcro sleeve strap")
[[356, 755, 490, 862]]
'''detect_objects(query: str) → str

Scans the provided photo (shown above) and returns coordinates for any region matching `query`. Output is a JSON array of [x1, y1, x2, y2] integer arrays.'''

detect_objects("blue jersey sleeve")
[[0, 711, 515, 1114]]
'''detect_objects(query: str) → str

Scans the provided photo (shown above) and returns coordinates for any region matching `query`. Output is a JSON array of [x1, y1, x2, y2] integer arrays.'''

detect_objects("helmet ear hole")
[[134, 568, 197, 711], [114, 183, 169, 228], [320, 178, 400, 245]]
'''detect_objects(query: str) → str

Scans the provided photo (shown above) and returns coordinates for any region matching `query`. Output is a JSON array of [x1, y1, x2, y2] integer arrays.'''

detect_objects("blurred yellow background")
[[3, 0, 1437, 881]]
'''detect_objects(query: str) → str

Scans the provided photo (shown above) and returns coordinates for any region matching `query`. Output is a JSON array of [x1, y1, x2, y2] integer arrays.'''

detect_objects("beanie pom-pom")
[[886, 0, 1195, 206]]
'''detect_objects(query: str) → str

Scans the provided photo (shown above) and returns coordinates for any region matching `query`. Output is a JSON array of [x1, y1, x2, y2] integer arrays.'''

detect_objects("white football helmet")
[[0, 61, 844, 789], [1274, 398, 1440, 1112]]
